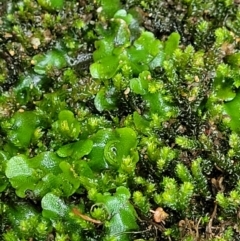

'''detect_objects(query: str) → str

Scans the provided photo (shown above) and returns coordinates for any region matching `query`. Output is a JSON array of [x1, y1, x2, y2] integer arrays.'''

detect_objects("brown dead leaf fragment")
[[72, 208, 102, 224], [150, 207, 169, 223]]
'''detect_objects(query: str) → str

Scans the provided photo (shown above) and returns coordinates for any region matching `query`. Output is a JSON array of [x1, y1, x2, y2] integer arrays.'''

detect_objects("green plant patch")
[[99, 0, 122, 19], [133, 111, 150, 134], [14, 72, 50, 105], [2, 0, 240, 240], [88, 127, 138, 171], [37, 0, 64, 11], [4, 203, 41, 237], [104, 127, 138, 169], [2, 111, 41, 149], [95, 186, 138, 241], [5, 151, 87, 198], [224, 91, 240, 132], [0, 151, 9, 192], [213, 64, 236, 101], [41, 193, 68, 219], [130, 74, 149, 95], [127, 31, 163, 73], [226, 53, 240, 67], [164, 32, 180, 59], [94, 86, 118, 111], [32, 49, 67, 75], [5, 155, 38, 197], [90, 13, 165, 79], [57, 139, 93, 159], [52, 110, 81, 140]]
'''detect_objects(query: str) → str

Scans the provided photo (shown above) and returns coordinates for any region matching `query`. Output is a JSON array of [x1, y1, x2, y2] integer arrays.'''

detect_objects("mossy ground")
[[1, 0, 240, 241]]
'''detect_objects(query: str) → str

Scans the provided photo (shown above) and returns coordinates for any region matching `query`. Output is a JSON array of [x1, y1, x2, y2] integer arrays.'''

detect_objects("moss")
[[1, 0, 240, 240]]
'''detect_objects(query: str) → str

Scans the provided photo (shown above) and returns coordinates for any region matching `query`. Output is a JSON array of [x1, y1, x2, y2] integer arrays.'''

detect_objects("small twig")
[[195, 217, 202, 239], [72, 208, 102, 225], [206, 202, 218, 238]]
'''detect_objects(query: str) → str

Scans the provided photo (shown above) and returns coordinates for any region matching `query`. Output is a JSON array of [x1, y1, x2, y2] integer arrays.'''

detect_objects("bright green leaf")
[[94, 87, 118, 112], [42, 193, 68, 219], [144, 92, 173, 117], [133, 111, 150, 134], [57, 139, 93, 159], [128, 31, 162, 74], [100, 0, 121, 18], [90, 55, 119, 79], [34, 173, 60, 197], [95, 187, 138, 240], [88, 129, 116, 171], [52, 110, 80, 140], [32, 49, 67, 75], [6, 155, 32, 178], [224, 91, 240, 131], [112, 19, 130, 47], [104, 128, 138, 168], [130, 78, 148, 95], [30, 152, 63, 174], [7, 111, 40, 148], [213, 77, 236, 101], [164, 32, 180, 58], [37, 0, 64, 11], [226, 53, 240, 67], [5, 155, 37, 197]]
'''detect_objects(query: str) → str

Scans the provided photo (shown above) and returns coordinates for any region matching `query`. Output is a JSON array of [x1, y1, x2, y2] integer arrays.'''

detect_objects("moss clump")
[[1, 0, 240, 240]]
